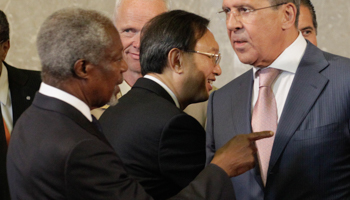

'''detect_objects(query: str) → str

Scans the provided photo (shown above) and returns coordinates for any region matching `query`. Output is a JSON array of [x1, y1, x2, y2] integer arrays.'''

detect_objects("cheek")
[[121, 37, 132, 50]]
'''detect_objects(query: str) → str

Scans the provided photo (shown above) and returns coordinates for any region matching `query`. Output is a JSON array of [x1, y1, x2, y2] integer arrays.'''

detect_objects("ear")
[[168, 48, 184, 74], [73, 59, 92, 79], [281, 3, 297, 30], [1, 40, 10, 61]]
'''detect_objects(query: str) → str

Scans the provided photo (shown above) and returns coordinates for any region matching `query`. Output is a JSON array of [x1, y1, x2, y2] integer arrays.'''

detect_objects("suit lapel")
[[229, 69, 265, 187], [269, 43, 329, 171], [230, 69, 254, 135], [5, 63, 30, 124]]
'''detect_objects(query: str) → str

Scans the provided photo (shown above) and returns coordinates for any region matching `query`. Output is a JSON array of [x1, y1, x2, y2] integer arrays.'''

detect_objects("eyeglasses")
[[186, 50, 221, 66], [217, 2, 287, 24]]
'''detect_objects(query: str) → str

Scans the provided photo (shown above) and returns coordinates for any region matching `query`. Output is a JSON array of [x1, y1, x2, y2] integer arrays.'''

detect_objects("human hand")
[[210, 131, 273, 177]]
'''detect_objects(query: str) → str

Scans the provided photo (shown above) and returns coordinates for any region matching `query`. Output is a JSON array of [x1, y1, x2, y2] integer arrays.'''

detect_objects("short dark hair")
[[140, 10, 209, 75], [300, 0, 317, 33], [0, 10, 9, 44]]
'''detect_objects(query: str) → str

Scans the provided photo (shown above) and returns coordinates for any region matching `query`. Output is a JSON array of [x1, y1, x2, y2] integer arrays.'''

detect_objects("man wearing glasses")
[[100, 9, 270, 200], [206, 0, 350, 199]]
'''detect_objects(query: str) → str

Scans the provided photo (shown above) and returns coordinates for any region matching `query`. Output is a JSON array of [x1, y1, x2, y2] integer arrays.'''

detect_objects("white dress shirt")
[[116, 80, 132, 99], [0, 62, 13, 133], [39, 82, 92, 122], [144, 75, 180, 109], [252, 32, 307, 122]]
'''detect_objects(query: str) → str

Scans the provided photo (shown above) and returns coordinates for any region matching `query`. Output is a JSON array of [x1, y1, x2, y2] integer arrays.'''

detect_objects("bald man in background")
[[92, 0, 213, 128], [299, 0, 317, 46]]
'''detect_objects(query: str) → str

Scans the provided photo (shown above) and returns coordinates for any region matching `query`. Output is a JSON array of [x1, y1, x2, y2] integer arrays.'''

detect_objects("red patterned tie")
[[252, 68, 280, 186]]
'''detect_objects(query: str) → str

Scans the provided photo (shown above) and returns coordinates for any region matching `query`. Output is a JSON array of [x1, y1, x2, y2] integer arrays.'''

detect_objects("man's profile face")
[[115, 0, 167, 74], [184, 30, 222, 103], [298, 5, 317, 46], [90, 27, 127, 108], [223, 0, 285, 67]]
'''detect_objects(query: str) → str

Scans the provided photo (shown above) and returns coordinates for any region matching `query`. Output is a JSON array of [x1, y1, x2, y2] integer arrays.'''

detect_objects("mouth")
[[233, 39, 247, 47], [129, 53, 139, 60], [207, 79, 215, 91]]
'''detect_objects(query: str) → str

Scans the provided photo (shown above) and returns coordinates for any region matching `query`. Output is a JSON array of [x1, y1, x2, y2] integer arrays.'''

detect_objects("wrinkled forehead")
[[223, 0, 270, 7], [116, 0, 167, 19]]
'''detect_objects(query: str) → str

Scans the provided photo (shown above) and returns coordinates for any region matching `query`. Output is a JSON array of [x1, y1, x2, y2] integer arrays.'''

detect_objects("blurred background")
[[1, 0, 349, 88]]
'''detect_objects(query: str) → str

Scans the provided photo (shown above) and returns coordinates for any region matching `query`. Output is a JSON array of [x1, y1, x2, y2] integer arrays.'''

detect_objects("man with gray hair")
[[6, 7, 272, 200], [207, 0, 350, 199]]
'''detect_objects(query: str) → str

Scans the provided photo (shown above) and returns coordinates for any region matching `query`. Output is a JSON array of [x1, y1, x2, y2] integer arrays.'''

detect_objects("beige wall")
[[1, 0, 349, 88]]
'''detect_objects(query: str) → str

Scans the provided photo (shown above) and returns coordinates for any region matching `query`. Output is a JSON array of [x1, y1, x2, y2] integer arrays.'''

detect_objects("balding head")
[[113, 0, 168, 86]]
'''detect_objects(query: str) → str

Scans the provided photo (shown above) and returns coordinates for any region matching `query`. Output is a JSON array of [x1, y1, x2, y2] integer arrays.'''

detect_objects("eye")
[[237, 7, 252, 14], [121, 28, 137, 37], [302, 29, 312, 36], [220, 7, 231, 14]]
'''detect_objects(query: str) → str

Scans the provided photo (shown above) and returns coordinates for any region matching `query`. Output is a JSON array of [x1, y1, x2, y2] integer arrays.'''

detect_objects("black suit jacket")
[[7, 92, 235, 200], [100, 78, 206, 199], [0, 62, 41, 200]]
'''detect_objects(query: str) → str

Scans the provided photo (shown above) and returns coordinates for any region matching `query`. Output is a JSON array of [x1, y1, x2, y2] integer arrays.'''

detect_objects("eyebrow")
[[300, 26, 314, 31]]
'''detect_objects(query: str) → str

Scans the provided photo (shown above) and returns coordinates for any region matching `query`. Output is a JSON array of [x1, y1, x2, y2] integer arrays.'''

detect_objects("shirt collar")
[[119, 80, 132, 96], [0, 62, 10, 106], [253, 32, 307, 76], [144, 75, 180, 109], [39, 82, 92, 122]]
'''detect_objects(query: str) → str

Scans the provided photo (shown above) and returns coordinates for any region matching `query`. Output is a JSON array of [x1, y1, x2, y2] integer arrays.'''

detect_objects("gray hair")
[[113, 0, 170, 26], [37, 8, 115, 81], [269, 0, 300, 27]]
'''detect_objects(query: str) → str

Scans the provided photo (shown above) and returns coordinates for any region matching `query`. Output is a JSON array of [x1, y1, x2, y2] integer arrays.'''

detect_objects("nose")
[[226, 13, 243, 31], [120, 59, 128, 73], [132, 32, 141, 49], [214, 64, 222, 76]]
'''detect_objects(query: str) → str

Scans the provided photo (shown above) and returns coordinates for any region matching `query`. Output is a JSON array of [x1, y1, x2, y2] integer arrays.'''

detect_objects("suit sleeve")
[[206, 91, 216, 165], [170, 164, 236, 200], [66, 139, 152, 200], [159, 113, 206, 188]]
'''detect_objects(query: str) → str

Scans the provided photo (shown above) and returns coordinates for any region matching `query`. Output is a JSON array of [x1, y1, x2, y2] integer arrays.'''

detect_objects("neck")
[[255, 30, 299, 68], [148, 73, 190, 110], [123, 70, 142, 87], [44, 77, 90, 108]]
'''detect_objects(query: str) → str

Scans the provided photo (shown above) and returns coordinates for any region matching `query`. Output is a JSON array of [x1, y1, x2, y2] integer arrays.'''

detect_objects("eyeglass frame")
[[185, 50, 221, 66], [218, 2, 287, 22]]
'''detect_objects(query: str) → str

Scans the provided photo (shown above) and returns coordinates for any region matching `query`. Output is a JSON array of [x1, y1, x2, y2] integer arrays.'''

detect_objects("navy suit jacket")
[[206, 42, 350, 200], [7, 92, 235, 200], [100, 78, 206, 200], [0, 62, 41, 200]]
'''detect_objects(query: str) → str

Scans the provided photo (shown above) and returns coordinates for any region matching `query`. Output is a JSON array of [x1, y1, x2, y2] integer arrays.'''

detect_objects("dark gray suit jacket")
[[0, 62, 41, 200], [7, 92, 235, 200], [100, 78, 207, 200], [206, 42, 350, 200]]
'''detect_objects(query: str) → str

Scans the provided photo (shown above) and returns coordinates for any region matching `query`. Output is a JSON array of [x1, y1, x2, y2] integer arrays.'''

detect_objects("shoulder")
[[5, 62, 41, 87]]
